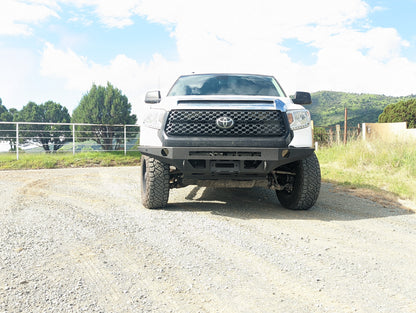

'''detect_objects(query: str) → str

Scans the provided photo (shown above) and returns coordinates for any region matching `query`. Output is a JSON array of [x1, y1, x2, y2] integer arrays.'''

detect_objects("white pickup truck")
[[139, 73, 320, 210]]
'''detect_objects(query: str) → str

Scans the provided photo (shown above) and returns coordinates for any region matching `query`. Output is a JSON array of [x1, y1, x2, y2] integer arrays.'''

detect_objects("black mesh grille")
[[165, 110, 288, 137]]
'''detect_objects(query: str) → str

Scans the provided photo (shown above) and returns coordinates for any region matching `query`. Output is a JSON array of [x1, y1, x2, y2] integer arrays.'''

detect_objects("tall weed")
[[316, 139, 416, 202]]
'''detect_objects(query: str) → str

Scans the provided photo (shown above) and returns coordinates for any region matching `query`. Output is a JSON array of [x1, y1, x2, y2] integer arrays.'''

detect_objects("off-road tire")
[[276, 152, 321, 210], [140, 155, 170, 209]]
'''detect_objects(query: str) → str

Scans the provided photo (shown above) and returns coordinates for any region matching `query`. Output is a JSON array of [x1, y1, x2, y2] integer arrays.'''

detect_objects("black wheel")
[[276, 152, 321, 210], [140, 155, 170, 209]]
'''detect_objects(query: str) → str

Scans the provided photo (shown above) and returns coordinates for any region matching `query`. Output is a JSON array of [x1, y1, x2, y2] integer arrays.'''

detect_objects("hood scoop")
[[177, 99, 275, 110]]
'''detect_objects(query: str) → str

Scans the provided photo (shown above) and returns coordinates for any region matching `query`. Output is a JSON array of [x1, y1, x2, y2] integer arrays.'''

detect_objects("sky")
[[1, 0, 416, 119]]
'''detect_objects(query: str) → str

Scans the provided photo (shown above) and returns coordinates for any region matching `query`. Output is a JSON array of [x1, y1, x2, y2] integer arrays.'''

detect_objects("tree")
[[0, 99, 7, 119], [15, 101, 71, 152], [0, 100, 18, 151], [72, 82, 137, 151], [0, 98, 9, 118], [378, 99, 416, 128]]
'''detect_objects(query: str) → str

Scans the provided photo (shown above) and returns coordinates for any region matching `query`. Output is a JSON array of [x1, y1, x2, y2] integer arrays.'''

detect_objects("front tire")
[[140, 156, 170, 209], [276, 152, 321, 210]]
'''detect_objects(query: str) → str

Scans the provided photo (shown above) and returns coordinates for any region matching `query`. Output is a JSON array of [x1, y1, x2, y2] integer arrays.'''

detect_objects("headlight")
[[287, 109, 311, 130], [142, 109, 166, 130]]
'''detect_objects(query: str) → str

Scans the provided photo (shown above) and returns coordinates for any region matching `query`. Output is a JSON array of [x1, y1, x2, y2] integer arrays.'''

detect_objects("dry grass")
[[316, 138, 416, 204]]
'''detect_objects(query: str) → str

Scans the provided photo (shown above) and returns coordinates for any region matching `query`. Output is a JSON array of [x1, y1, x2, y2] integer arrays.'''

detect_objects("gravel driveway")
[[1, 167, 416, 313]]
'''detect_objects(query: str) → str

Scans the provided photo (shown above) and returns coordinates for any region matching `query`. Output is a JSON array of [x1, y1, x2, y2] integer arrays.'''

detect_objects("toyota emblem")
[[216, 116, 234, 129]]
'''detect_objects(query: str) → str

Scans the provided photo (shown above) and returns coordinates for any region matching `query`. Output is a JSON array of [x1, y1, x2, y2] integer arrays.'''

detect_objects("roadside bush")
[[313, 127, 329, 144]]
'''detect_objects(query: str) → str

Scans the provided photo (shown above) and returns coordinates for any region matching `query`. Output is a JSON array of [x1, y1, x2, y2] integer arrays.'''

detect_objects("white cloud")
[[0, 0, 142, 33], [91, 0, 140, 28], [60, 0, 141, 28], [295, 25, 416, 96], [0, 44, 80, 110], [0, 47, 37, 105], [0, 0, 59, 36], [39, 42, 181, 115], [7, 0, 415, 117], [132, 0, 415, 96], [136, 0, 370, 40], [364, 27, 409, 61], [41, 43, 91, 90]]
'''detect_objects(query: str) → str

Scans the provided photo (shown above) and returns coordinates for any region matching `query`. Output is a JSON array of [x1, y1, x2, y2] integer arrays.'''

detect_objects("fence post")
[[16, 123, 19, 160], [362, 123, 366, 141], [124, 125, 127, 156], [336, 124, 341, 145], [72, 124, 75, 155], [344, 107, 348, 145], [310, 120, 314, 147], [328, 128, 333, 145]]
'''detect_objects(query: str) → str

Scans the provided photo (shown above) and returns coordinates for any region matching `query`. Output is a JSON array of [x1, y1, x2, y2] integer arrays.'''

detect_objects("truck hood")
[[150, 95, 303, 112]]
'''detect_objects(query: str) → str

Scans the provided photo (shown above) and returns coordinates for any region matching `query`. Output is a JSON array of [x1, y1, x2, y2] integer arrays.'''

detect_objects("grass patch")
[[0, 151, 141, 170], [316, 139, 416, 202], [3, 140, 415, 204]]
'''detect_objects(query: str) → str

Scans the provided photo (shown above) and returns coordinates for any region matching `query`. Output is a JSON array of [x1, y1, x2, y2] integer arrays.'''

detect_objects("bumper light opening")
[[282, 149, 290, 158]]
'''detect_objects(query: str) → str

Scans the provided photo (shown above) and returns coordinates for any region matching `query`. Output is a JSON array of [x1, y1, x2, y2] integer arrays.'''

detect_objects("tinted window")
[[168, 74, 285, 97]]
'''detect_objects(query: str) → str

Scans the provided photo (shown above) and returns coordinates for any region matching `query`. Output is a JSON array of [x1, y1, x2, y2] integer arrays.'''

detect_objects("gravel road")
[[1, 166, 416, 313]]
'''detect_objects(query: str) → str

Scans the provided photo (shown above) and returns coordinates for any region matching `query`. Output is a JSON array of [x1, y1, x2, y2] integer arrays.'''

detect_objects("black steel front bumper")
[[139, 145, 314, 177]]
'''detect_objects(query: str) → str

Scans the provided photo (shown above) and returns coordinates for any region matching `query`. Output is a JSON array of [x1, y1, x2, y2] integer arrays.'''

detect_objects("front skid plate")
[[139, 146, 314, 175]]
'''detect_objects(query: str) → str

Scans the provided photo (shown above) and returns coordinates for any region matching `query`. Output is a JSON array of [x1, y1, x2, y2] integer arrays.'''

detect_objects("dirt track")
[[1, 167, 416, 313]]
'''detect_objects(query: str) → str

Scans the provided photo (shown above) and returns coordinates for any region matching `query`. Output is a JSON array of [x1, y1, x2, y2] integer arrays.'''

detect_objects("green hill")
[[308, 91, 416, 127]]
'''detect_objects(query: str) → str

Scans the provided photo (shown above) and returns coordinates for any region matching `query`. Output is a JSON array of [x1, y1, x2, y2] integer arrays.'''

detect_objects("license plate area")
[[210, 160, 240, 173]]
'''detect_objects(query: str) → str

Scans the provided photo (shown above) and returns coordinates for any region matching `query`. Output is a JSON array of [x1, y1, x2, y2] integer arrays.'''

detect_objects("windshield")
[[167, 74, 285, 97]]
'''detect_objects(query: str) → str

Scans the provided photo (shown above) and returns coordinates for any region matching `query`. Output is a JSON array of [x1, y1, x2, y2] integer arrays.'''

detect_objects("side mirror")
[[292, 91, 312, 105], [145, 90, 161, 104]]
